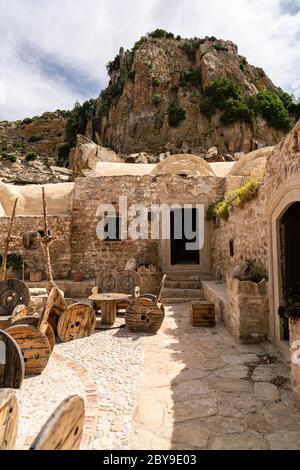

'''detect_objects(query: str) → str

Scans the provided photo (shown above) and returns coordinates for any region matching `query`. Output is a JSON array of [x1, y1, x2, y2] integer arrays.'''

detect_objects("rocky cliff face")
[[0, 110, 71, 183], [93, 34, 286, 155]]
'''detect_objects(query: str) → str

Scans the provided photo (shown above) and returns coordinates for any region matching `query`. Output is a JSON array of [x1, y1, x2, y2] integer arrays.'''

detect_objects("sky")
[[0, 0, 299, 120]]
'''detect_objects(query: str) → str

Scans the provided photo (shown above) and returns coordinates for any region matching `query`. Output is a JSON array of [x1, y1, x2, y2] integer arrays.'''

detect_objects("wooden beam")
[[0, 199, 18, 282]]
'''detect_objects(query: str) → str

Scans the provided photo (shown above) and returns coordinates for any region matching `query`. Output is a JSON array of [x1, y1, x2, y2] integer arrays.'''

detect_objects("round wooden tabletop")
[[88, 293, 131, 302]]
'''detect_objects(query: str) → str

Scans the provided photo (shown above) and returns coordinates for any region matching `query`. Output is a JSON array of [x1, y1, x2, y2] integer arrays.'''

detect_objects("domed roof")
[[151, 154, 216, 177], [229, 147, 274, 179]]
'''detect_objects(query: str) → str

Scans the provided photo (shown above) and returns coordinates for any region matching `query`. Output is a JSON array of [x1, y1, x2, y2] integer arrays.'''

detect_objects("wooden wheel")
[[0, 279, 31, 317], [22, 231, 41, 251], [117, 270, 141, 295], [125, 298, 165, 334], [11, 316, 56, 353], [6, 325, 51, 376], [0, 389, 18, 450], [99, 270, 118, 293], [30, 395, 84, 450], [0, 330, 24, 389], [57, 304, 96, 343]]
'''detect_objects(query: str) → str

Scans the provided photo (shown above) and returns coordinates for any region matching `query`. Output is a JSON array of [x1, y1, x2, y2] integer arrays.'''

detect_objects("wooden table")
[[88, 293, 131, 326]]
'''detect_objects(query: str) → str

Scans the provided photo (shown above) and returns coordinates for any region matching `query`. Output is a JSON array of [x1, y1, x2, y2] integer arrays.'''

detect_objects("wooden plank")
[[0, 199, 18, 282], [30, 395, 85, 450], [0, 389, 18, 450]]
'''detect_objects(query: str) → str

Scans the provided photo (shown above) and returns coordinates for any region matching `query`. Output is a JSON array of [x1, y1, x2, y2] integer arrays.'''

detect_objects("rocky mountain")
[[0, 110, 72, 184], [1, 30, 299, 184], [92, 31, 294, 155]]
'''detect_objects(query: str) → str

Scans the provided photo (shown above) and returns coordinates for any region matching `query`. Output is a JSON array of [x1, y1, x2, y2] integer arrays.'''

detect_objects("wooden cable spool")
[[0, 330, 25, 389], [22, 231, 42, 251], [57, 304, 96, 343], [30, 395, 84, 450], [11, 316, 55, 353], [0, 389, 19, 450], [6, 325, 51, 377], [125, 298, 165, 334], [99, 269, 118, 293], [0, 279, 31, 317], [0, 304, 28, 331], [117, 270, 141, 295]]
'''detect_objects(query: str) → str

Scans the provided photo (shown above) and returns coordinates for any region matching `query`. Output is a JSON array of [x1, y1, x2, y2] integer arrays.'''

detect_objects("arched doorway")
[[279, 202, 300, 341]]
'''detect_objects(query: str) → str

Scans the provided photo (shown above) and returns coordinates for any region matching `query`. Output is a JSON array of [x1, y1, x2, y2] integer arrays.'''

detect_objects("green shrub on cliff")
[[221, 99, 255, 125], [248, 90, 292, 132], [168, 103, 186, 127], [58, 99, 97, 165]]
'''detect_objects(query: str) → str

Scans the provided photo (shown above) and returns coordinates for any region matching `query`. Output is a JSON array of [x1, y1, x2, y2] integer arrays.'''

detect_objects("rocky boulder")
[[69, 135, 123, 176]]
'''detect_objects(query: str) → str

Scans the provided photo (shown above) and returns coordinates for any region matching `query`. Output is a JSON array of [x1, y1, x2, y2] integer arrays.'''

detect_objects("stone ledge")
[[202, 281, 227, 319]]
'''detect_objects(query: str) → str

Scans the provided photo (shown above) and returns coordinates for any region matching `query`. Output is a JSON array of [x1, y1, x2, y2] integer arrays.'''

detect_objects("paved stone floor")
[[130, 304, 300, 450], [16, 303, 300, 450]]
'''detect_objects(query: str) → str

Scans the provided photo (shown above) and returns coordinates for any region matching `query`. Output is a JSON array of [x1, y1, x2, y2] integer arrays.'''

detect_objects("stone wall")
[[211, 195, 267, 280], [0, 215, 72, 279], [226, 278, 269, 343], [70, 174, 224, 279], [290, 319, 300, 409]]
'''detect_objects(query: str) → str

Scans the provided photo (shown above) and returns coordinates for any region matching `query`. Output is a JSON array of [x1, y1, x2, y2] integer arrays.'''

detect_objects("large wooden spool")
[[125, 298, 165, 334], [0, 279, 31, 317], [117, 270, 141, 295], [0, 389, 19, 450], [12, 316, 55, 353], [6, 325, 51, 376], [30, 395, 84, 450], [57, 304, 96, 343], [98, 269, 118, 293], [0, 330, 25, 389], [22, 231, 42, 251]]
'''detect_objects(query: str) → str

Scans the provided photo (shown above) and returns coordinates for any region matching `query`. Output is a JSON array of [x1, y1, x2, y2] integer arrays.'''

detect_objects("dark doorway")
[[280, 202, 300, 340], [170, 208, 200, 265]]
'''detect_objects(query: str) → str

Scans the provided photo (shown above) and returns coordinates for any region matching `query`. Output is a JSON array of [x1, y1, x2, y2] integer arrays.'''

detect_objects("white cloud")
[[0, 0, 299, 120]]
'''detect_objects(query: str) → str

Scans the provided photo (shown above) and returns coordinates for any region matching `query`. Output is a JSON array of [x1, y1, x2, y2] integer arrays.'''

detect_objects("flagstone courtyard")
[[15, 303, 300, 451]]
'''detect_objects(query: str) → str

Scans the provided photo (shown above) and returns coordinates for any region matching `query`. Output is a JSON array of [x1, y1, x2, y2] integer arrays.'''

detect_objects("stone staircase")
[[162, 271, 213, 304]]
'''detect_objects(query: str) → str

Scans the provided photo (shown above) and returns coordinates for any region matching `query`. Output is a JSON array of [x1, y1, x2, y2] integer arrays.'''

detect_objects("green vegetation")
[[58, 99, 97, 165], [200, 78, 294, 131], [179, 37, 203, 60], [214, 44, 228, 52], [148, 29, 174, 39], [152, 77, 161, 87], [28, 135, 42, 143], [0, 253, 23, 271], [200, 79, 243, 117], [179, 68, 201, 87], [128, 70, 136, 81], [1, 153, 17, 163], [168, 103, 186, 127], [152, 94, 162, 108], [207, 180, 260, 222], [21, 117, 33, 125], [248, 90, 292, 132], [221, 99, 255, 125], [15, 141, 25, 148], [25, 151, 38, 161]]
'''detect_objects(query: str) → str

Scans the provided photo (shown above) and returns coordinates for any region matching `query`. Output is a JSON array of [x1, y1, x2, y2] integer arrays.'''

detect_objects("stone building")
[[0, 120, 300, 406]]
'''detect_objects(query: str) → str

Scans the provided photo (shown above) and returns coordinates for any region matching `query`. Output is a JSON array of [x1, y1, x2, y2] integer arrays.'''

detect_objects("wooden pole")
[[41, 188, 54, 288], [0, 198, 18, 282]]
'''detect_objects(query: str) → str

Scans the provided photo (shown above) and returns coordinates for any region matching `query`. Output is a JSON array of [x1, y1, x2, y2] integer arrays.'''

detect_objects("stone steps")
[[162, 287, 203, 300], [165, 280, 201, 289]]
